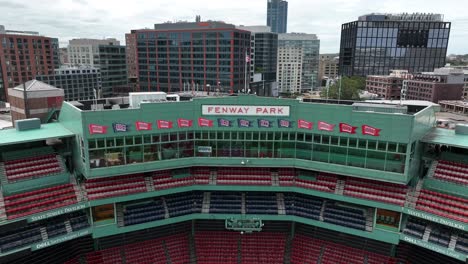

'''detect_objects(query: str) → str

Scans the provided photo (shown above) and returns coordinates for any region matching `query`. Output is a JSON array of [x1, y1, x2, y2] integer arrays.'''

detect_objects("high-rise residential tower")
[[237, 26, 278, 96], [126, 21, 251, 93], [277, 33, 320, 94], [67, 38, 127, 97], [0, 25, 59, 101], [339, 13, 450, 76], [267, 0, 288, 34]]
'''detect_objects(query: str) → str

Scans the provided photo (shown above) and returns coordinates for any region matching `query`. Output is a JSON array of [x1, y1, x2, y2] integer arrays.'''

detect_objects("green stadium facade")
[[0, 95, 466, 264]]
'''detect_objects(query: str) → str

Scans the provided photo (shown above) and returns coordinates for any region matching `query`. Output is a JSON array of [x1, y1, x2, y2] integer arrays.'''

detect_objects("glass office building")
[[267, 0, 288, 33], [339, 13, 450, 76]]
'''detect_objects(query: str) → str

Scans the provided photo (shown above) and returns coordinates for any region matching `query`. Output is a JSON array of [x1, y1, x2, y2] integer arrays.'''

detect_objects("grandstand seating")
[[415, 189, 468, 223], [152, 170, 194, 190], [85, 247, 122, 264], [277, 168, 296, 186], [293, 173, 338, 193], [240, 232, 286, 264], [0, 211, 89, 254], [403, 218, 427, 239], [164, 234, 191, 263], [3, 184, 78, 219], [290, 234, 397, 264], [124, 239, 167, 264], [343, 178, 408, 206], [83, 173, 147, 200], [2, 154, 65, 182], [217, 168, 272, 186], [323, 203, 368, 231], [195, 231, 239, 263], [434, 160, 468, 185], [165, 192, 203, 217], [209, 192, 242, 214], [123, 200, 166, 226], [192, 167, 210, 184], [455, 233, 468, 254], [284, 194, 323, 220], [245, 192, 278, 215], [428, 227, 451, 247]]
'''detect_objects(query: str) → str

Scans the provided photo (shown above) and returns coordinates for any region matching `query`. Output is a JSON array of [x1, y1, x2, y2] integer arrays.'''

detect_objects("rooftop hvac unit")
[[129, 92, 168, 108]]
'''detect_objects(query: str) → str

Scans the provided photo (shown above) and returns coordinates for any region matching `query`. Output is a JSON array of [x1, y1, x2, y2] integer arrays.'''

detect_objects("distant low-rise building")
[[8, 80, 64, 124], [36, 66, 101, 101], [366, 67, 464, 103], [318, 53, 339, 86]]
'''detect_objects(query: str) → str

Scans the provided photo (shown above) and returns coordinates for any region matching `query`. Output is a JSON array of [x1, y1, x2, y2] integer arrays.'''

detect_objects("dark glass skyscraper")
[[339, 13, 450, 76], [267, 0, 288, 34]]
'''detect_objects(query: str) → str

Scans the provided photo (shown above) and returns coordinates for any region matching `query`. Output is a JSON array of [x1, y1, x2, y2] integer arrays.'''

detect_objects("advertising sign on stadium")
[[202, 105, 290, 116], [198, 146, 212, 153]]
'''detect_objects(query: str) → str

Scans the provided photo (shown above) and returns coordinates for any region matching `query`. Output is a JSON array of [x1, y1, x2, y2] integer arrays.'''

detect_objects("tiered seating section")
[[209, 192, 242, 214], [217, 168, 272, 185], [240, 232, 286, 263], [433, 160, 468, 185], [152, 170, 193, 190], [123, 200, 165, 226], [165, 192, 203, 217], [323, 203, 368, 231], [245, 192, 278, 215], [343, 178, 408, 206], [4, 183, 78, 219], [2, 154, 65, 182], [293, 172, 338, 193], [83, 173, 147, 200], [0, 211, 89, 254], [76, 233, 191, 264], [404, 217, 467, 255], [195, 231, 239, 263], [290, 234, 397, 264], [285, 194, 323, 220], [415, 189, 468, 223]]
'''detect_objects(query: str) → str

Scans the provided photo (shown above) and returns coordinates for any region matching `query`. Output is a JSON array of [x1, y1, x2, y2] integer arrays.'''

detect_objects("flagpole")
[[244, 50, 248, 94]]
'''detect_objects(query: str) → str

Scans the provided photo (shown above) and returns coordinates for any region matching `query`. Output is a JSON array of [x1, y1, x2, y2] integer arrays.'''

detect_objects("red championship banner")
[[135, 121, 152, 131], [298, 119, 313, 130], [177, 118, 193, 128], [198, 118, 214, 127], [362, 125, 381, 136], [318, 121, 335, 131], [339, 123, 357, 134], [88, 124, 108, 134], [157, 120, 173, 129]]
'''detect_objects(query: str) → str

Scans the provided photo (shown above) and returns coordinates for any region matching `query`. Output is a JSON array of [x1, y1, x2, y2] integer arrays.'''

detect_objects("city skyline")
[[1, 0, 467, 54]]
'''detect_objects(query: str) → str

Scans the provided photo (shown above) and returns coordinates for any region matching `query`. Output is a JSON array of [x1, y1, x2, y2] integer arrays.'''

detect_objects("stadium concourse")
[[0, 94, 466, 264]]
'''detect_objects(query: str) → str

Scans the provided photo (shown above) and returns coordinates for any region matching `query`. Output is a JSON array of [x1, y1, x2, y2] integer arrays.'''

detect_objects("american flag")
[[113, 123, 128, 132]]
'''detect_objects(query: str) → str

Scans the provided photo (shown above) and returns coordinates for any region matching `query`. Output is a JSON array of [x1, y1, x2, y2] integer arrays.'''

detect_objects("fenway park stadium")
[[0, 94, 466, 264]]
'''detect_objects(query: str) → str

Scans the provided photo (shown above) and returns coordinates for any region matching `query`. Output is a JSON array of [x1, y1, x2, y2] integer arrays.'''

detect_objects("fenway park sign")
[[202, 105, 290, 116]]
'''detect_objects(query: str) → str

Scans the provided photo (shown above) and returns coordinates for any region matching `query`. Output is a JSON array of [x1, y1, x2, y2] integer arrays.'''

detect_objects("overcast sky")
[[1, 0, 467, 54]]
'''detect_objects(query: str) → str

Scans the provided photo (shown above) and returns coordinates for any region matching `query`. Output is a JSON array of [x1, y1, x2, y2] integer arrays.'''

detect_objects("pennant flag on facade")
[[88, 124, 108, 134], [218, 118, 231, 127], [238, 119, 252, 128], [258, 119, 271, 128], [297, 119, 313, 130], [112, 123, 129, 132], [177, 118, 193, 128], [157, 120, 173, 129], [318, 121, 335, 132], [339, 123, 357, 134], [135, 121, 152, 131], [198, 118, 214, 127], [362, 125, 381, 136], [278, 119, 291, 128]]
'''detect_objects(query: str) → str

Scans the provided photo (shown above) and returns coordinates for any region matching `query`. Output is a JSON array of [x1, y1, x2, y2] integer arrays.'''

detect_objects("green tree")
[[320, 76, 366, 100]]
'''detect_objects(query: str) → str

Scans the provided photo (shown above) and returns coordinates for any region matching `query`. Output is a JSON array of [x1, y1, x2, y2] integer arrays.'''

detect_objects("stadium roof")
[[0, 122, 75, 146], [421, 127, 468, 148]]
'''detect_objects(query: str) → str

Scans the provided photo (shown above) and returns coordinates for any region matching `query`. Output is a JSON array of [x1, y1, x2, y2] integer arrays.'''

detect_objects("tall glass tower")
[[339, 13, 450, 76], [267, 0, 288, 34]]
